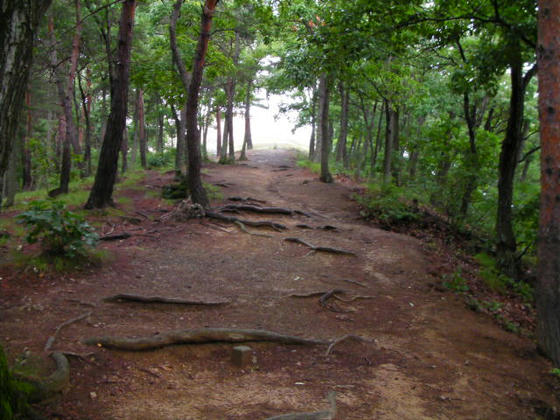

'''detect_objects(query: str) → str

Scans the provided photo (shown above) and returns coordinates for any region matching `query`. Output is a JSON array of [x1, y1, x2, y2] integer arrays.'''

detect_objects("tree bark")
[[170, 0, 192, 93], [318, 73, 333, 183], [239, 80, 252, 161], [308, 86, 317, 160], [85, 0, 136, 209], [0, 0, 52, 180], [536, 0, 560, 367], [121, 126, 128, 174], [77, 69, 92, 177], [157, 96, 164, 154], [131, 89, 139, 168], [185, 0, 220, 207]]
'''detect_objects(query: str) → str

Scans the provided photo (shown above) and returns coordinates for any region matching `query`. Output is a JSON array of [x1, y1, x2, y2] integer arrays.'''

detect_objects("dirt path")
[[1, 149, 558, 419]]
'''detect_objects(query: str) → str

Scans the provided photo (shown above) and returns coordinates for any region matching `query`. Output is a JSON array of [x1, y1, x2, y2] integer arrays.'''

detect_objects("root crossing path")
[[1, 149, 557, 419]]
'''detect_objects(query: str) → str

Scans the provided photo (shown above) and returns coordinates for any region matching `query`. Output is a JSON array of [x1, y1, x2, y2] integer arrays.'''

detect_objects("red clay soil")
[[1, 149, 559, 419]]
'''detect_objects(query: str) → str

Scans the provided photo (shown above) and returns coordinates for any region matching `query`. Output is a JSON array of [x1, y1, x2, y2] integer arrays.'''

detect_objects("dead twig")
[[103, 294, 229, 306], [44, 312, 92, 352], [284, 237, 356, 256], [83, 328, 326, 351], [325, 335, 373, 356]]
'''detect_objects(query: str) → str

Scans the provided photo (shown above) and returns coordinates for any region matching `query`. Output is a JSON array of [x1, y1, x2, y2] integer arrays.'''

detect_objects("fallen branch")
[[83, 328, 326, 351], [284, 237, 356, 256], [319, 289, 348, 313], [207, 211, 287, 231], [325, 335, 373, 356], [44, 311, 92, 352], [103, 294, 229, 306], [234, 221, 272, 238], [99, 232, 131, 241], [265, 391, 337, 420], [288, 289, 373, 312]]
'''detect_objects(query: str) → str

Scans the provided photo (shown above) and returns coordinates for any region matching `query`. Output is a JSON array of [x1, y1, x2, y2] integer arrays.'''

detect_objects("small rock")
[[231, 345, 253, 368], [90, 392, 97, 400]]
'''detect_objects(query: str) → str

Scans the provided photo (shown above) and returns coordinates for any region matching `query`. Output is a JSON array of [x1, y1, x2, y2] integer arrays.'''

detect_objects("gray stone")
[[231, 345, 253, 367]]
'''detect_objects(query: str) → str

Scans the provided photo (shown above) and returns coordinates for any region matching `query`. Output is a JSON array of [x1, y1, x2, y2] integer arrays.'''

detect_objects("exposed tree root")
[[218, 204, 311, 217], [340, 278, 368, 288], [234, 221, 273, 238], [15, 352, 70, 403], [206, 211, 287, 231], [83, 328, 326, 351], [325, 335, 373, 356], [288, 289, 374, 313], [265, 391, 337, 420], [103, 294, 229, 306], [44, 311, 92, 352], [99, 232, 132, 241], [228, 196, 267, 204], [284, 237, 356, 256]]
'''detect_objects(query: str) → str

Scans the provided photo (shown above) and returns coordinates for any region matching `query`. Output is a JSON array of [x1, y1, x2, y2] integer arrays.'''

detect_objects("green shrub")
[[0, 345, 31, 419], [17, 200, 98, 257], [443, 269, 470, 292], [357, 184, 420, 226]]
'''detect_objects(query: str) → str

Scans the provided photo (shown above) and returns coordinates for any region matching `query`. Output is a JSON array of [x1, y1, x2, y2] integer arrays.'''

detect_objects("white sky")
[[204, 91, 311, 154]]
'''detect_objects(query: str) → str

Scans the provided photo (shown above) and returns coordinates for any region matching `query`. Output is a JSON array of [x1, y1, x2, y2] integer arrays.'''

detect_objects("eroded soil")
[[1, 149, 559, 419]]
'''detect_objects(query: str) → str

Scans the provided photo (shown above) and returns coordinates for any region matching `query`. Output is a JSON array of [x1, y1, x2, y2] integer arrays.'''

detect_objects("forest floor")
[[1, 149, 559, 419]]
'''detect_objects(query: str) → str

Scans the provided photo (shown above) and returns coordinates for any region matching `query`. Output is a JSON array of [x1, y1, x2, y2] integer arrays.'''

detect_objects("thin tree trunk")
[[226, 79, 235, 160], [383, 100, 395, 184], [240, 80, 252, 160], [22, 90, 33, 190], [138, 89, 147, 169], [121, 126, 128, 174], [216, 106, 222, 158], [371, 101, 384, 175], [318, 73, 333, 183], [537, 0, 560, 366], [3, 136, 20, 207], [170, 0, 192, 93], [157, 96, 164, 154], [77, 69, 92, 177], [85, 0, 136, 209], [495, 39, 536, 279], [185, 0, 220, 207], [336, 82, 349, 168]]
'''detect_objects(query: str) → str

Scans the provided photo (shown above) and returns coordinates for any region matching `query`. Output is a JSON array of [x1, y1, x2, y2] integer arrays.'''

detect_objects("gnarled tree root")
[[284, 237, 356, 256], [288, 289, 374, 313], [325, 335, 373, 356], [103, 294, 229, 306], [218, 204, 311, 217], [265, 391, 337, 420], [15, 352, 70, 403], [206, 211, 287, 231], [83, 328, 326, 351]]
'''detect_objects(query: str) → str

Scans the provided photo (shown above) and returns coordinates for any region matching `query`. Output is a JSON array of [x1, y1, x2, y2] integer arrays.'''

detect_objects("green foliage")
[[443, 269, 470, 293], [147, 152, 172, 168], [551, 368, 560, 378], [17, 200, 98, 258], [475, 253, 533, 302], [357, 184, 420, 226], [0, 345, 31, 419]]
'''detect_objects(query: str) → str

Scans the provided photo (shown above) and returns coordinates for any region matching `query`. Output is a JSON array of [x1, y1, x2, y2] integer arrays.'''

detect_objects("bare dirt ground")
[[1, 149, 559, 419]]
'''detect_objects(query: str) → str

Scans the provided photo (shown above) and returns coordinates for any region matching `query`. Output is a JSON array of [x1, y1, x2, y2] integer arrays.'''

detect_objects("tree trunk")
[[77, 69, 92, 177], [131, 89, 139, 168], [185, 0, 220, 207], [216, 106, 222, 158], [383, 101, 396, 184], [157, 97, 164, 154], [0, 0, 52, 180], [537, 0, 560, 366], [3, 135, 20, 207], [336, 82, 349, 168], [138, 89, 147, 169], [170, 0, 192, 93], [225, 79, 235, 160], [22, 90, 33, 190], [460, 92, 480, 217], [48, 9, 81, 195], [495, 38, 536, 279], [121, 126, 128, 174], [308, 86, 317, 160], [240, 80, 252, 160], [85, 0, 136, 209], [318, 73, 333, 183]]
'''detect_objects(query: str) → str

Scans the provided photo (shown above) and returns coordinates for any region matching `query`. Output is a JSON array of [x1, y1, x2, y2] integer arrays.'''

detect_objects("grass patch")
[[475, 253, 533, 302], [356, 183, 420, 226]]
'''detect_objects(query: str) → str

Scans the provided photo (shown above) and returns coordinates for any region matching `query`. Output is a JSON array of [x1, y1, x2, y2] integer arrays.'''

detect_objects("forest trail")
[[1, 149, 558, 419]]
